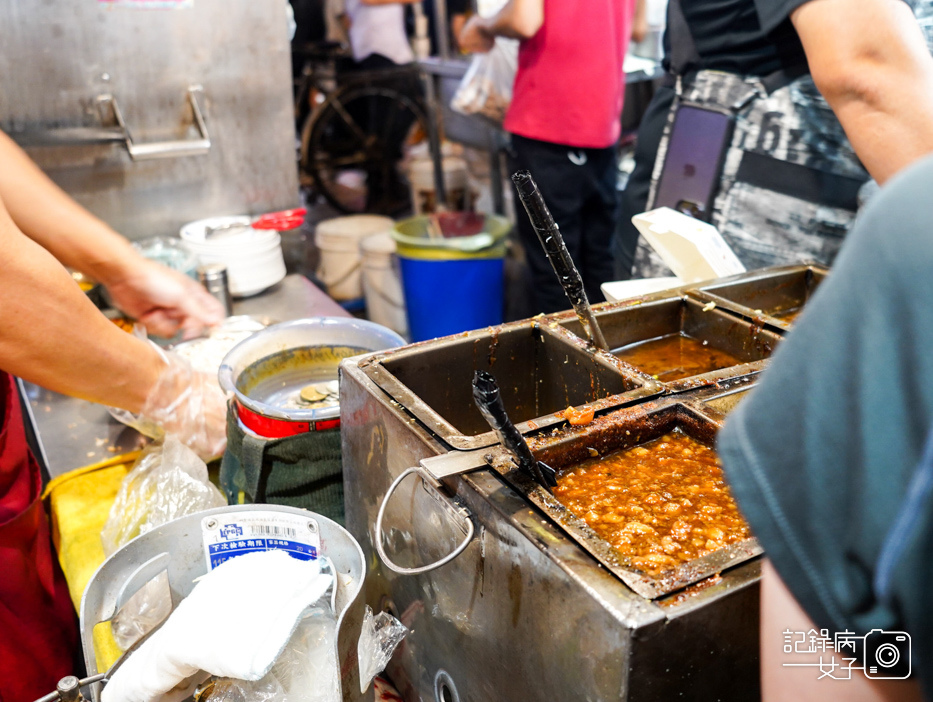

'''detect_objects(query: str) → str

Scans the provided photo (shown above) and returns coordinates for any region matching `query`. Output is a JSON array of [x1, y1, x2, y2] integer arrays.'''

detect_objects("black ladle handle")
[[511, 170, 609, 351], [472, 370, 557, 490]]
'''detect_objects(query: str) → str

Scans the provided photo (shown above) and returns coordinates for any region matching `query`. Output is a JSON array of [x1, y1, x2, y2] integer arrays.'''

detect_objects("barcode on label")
[[250, 525, 297, 537]]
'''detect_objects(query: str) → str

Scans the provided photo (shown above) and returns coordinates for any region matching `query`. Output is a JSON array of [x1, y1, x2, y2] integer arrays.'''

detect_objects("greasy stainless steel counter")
[[24, 275, 349, 479]]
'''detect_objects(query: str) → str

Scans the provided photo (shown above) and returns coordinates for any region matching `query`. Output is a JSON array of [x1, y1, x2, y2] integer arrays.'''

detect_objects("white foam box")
[[632, 207, 746, 283]]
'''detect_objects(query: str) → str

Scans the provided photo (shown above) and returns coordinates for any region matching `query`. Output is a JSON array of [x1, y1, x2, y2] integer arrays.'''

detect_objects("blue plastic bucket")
[[392, 214, 510, 341]]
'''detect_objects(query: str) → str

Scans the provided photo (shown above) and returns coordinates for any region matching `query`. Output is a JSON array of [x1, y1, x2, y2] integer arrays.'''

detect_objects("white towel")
[[103, 549, 333, 702]]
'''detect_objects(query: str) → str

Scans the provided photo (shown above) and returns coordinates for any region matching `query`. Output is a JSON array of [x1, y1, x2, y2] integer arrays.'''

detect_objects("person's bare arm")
[[0, 198, 163, 412], [451, 13, 468, 51], [760, 560, 922, 701], [631, 0, 648, 44], [458, 0, 543, 53], [0, 131, 224, 338], [0, 130, 144, 287], [792, 0, 933, 183]]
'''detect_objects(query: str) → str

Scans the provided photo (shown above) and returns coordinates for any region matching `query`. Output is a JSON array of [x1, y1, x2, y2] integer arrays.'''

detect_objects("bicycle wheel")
[[300, 84, 427, 216]]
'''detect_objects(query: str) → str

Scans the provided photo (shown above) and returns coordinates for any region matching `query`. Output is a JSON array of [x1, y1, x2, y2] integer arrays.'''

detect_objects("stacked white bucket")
[[315, 215, 409, 338]]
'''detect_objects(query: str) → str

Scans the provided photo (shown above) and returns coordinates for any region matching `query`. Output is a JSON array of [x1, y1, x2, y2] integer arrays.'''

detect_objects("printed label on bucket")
[[201, 511, 321, 572]]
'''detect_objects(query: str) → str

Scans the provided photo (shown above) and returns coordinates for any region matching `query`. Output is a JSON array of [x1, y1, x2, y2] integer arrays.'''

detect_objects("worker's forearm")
[[793, 0, 933, 183], [0, 130, 139, 286], [0, 207, 163, 413], [480, 0, 543, 40], [631, 0, 648, 43]]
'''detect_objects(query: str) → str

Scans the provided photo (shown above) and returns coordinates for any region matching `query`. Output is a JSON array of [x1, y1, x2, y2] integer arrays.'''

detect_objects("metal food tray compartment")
[[484, 398, 762, 599], [688, 263, 828, 332], [359, 320, 662, 451], [554, 295, 782, 392]]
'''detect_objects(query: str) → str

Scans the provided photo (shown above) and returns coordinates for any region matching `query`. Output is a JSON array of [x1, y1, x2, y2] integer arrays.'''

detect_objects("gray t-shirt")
[[717, 153, 933, 693]]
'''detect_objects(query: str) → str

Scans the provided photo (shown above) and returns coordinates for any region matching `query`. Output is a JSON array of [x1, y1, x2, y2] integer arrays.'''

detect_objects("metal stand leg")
[[419, 68, 448, 208]]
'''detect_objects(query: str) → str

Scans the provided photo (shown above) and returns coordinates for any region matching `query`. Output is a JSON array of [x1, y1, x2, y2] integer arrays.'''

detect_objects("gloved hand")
[[135, 349, 228, 461], [105, 258, 225, 340]]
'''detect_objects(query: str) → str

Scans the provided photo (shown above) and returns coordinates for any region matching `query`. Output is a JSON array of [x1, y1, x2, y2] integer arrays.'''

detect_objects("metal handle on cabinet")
[[97, 85, 211, 161], [375, 466, 474, 575]]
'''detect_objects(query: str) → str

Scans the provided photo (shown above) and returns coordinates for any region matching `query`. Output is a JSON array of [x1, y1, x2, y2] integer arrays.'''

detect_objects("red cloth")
[[503, 0, 635, 149], [0, 373, 78, 702]]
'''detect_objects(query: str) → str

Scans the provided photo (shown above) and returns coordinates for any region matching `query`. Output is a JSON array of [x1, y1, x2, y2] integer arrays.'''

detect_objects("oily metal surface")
[[688, 263, 828, 332], [555, 294, 782, 393], [483, 398, 762, 599], [341, 358, 762, 701], [361, 320, 662, 451]]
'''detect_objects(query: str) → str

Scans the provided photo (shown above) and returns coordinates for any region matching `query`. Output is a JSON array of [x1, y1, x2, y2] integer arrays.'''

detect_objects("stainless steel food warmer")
[[688, 264, 828, 332], [340, 264, 822, 701]]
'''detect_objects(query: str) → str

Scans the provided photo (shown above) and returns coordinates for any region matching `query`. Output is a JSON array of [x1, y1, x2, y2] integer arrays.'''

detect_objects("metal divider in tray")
[[485, 397, 763, 599], [359, 319, 663, 451], [687, 263, 828, 332], [553, 294, 783, 392]]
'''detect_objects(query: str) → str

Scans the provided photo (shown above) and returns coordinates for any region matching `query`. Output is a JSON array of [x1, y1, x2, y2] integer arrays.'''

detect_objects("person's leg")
[[613, 85, 676, 279], [761, 560, 923, 702], [578, 144, 620, 304], [508, 134, 585, 314]]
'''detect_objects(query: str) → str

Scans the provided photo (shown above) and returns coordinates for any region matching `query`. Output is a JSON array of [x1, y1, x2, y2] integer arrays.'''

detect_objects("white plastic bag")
[[101, 436, 227, 556], [450, 37, 518, 126]]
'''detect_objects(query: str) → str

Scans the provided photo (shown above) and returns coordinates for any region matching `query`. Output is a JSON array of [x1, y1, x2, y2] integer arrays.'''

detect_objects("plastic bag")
[[196, 596, 340, 702], [101, 436, 227, 556], [110, 570, 174, 651], [450, 37, 518, 126], [357, 606, 409, 693]]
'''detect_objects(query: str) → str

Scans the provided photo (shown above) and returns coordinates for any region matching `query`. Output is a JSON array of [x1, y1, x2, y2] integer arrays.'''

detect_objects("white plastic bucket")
[[409, 157, 470, 214], [315, 215, 394, 300], [360, 233, 408, 338]]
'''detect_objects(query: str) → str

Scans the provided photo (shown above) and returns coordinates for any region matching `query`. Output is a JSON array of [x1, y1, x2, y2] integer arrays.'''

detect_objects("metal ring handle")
[[375, 466, 474, 575]]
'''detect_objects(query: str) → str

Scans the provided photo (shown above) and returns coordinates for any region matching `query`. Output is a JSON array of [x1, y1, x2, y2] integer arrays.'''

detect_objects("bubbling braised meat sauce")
[[554, 430, 750, 576]]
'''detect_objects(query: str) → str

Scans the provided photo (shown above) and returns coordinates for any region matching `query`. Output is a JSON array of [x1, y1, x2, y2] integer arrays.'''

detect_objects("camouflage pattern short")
[[633, 70, 869, 278]]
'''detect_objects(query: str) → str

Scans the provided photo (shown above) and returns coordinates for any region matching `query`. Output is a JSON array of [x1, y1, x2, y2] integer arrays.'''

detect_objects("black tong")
[[511, 170, 609, 351], [472, 370, 557, 492]]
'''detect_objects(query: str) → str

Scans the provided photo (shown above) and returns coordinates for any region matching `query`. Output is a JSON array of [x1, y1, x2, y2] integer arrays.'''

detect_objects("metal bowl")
[[218, 317, 405, 423]]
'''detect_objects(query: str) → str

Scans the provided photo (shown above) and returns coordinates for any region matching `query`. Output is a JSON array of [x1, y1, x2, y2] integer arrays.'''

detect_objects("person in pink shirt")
[[460, 0, 645, 313]]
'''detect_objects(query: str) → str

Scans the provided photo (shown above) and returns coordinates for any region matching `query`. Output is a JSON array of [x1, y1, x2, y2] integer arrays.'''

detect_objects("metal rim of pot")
[[218, 316, 405, 423]]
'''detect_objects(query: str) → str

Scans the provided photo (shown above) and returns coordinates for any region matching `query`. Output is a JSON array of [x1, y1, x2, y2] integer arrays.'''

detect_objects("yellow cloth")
[[44, 451, 142, 671]]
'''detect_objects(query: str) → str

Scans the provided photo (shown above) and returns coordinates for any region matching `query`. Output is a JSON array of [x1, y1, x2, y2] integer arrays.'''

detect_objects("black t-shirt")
[[664, 0, 809, 76]]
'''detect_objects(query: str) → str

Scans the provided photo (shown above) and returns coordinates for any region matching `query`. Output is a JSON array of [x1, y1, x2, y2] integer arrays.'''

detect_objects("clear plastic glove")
[[105, 258, 225, 340], [137, 349, 228, 460]]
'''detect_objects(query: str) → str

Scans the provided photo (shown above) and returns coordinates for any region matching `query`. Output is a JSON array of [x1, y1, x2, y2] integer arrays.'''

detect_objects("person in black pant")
[[508, 135, 619, 313]]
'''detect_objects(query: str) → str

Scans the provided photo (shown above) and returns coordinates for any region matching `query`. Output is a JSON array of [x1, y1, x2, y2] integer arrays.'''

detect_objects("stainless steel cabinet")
[[0, 0, 299, 240]]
